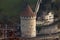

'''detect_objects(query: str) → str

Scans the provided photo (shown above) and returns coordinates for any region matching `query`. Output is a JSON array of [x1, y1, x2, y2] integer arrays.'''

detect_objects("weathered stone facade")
[[20, 16, 36, 38], [20, 4, 36, 38]]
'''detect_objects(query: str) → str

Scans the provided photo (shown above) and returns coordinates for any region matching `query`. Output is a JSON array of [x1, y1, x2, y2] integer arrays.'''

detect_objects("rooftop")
[[20, 4, 36, 17]]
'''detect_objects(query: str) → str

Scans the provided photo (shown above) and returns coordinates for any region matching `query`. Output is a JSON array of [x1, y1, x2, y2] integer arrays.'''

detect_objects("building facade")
[[43, 12, 54, 25]]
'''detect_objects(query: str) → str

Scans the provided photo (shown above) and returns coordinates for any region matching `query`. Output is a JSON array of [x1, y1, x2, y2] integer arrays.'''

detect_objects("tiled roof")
[[20, 5, 36, 17]]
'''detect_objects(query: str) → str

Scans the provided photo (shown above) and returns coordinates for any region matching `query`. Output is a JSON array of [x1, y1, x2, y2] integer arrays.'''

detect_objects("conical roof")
[[20, 4, 36, 17]]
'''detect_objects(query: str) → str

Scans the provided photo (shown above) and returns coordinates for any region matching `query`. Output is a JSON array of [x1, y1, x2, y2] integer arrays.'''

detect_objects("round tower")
[[20, 4, 36, 38]]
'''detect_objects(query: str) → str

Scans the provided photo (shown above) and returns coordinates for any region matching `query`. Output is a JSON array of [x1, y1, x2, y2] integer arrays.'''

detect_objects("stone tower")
[[20, 4, 36, 38]]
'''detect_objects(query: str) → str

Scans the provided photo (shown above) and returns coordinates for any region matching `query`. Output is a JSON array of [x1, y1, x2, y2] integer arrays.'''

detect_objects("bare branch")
[[34, 0, 42, 14]]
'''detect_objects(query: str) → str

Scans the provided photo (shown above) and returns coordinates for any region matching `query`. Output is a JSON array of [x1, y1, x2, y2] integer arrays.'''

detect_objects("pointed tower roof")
[[20, 4, 36, 17]]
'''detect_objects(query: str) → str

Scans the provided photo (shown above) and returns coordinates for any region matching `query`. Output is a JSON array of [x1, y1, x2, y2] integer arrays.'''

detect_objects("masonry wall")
[[39, 25, 58, 34], [20, 16, 36, 38], [44, 12, 54, 25]]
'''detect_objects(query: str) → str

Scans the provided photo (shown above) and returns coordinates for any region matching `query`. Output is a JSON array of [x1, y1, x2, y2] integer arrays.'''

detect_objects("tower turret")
[[20, 4, 36, 38]]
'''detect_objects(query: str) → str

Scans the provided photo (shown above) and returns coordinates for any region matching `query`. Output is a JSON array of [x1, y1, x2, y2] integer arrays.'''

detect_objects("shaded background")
[[0, 0, 60, 23]]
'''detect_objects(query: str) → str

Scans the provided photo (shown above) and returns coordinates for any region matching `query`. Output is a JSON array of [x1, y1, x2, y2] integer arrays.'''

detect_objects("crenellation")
[[20, 16, 36, 20]]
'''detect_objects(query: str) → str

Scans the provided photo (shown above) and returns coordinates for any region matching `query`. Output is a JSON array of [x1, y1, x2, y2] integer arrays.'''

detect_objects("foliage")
[[0, 0, 37, 16]]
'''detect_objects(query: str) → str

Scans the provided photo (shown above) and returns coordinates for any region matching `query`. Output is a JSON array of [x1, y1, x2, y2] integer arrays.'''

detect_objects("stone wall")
[[20, 16, 36, 38]]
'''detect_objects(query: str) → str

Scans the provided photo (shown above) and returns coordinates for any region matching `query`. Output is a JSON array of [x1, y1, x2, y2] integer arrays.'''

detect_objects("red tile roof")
[[20, 5, 36, 17]]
